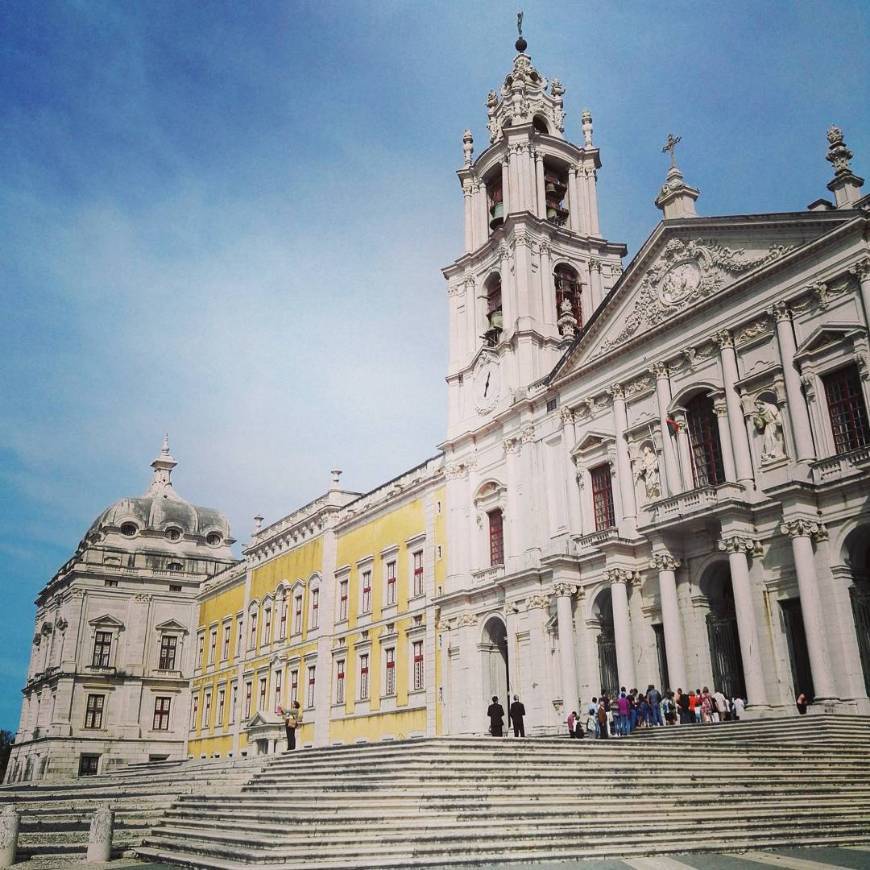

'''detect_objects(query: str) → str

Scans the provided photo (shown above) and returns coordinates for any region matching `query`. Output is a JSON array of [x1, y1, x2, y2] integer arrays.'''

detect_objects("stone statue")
[[636, 445, 661, 499], [557, 297, 577, 338], [517, 10, 524, 38], [753, 398, 786, 461]]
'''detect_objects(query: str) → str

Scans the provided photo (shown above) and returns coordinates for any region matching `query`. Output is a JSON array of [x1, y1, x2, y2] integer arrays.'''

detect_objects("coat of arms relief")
[[594, 238, 793, 357]]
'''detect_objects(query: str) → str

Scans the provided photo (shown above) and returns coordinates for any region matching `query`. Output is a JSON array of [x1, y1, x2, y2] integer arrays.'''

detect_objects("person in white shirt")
[[732, 697, 745, 719]]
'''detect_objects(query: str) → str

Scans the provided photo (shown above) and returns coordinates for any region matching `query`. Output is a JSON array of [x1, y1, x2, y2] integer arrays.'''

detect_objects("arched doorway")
[[701, 563, 746, 699], [844, 526, 870, 696], [480, 616, 509, 714], [592, 590, 618, 696]]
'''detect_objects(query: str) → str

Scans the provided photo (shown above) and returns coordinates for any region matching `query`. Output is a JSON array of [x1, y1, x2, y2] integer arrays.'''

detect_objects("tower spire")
[[655, 133, 699, 219], [147, 433, 178, 495]]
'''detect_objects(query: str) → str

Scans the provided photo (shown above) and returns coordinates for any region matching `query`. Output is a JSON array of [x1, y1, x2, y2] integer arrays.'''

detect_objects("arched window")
[[532, 115, 550, 135], [544, 164, 569, 226], [484, 273, 503, 346], [686, 394, 725, 487], [554, 264, 582, 328], [487, 176, 503, 230]]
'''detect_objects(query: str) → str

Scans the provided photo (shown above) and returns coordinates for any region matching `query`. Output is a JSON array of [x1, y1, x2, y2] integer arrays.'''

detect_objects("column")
[[519, 143, 533, 213], [713, 396, 738, 483], [589, 260, 603, 310], [501, 159, 510, 216], [567, 165, 581, 233], [562, 408, 582, 534], [584, 166, 601, 236], [539, 242, 556, 326], [651, 554, 687, 692], [714, 330, 754, 487], [851, 257, 870, 330], [771, 301, 816, 461], [606, 569, 636, 691], [781, 519, 837, 701], [718, 536, 769, 706], [462, 179, 473, 254], [472, 182, 486, 249], [508, 148, 520, 214], [652, 363, 681, 496], [534, 152, 546, 218], [554, 583, 579, 709], [609, 384, 637, 536]]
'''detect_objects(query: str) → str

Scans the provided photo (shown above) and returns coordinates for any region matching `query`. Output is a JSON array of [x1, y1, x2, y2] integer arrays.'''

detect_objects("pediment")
[[154, 618, 188, 634], [88, 613, 125, 630], [794, 323, 865, 360], [549, 212, 852, 384], [572, 430, 615, 456], [246, 710, 282, 728]]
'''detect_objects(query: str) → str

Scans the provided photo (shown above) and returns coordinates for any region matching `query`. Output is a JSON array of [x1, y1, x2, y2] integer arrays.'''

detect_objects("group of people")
[[567, 686, 746, 738]]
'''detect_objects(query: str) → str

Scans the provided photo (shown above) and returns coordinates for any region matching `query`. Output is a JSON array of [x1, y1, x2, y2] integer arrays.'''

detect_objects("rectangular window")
[[293, 594, 303, 634], [686, 394, 725, 487], [413, 640, 424, 691], [248, 611, 257, 649], [243, 681, 252, 719], [236, 617, 243, 659], [273, 670, 282, 712], [290, 669, 299, 704], [153, 696, 171, 731], [385, 561, 396, 606], [209, 628, 217, 664], [338, 580, 349, 622], [384, 648, 396, 696], [359, 653, 369, 700], [230, 682, 237, 724], [335, 659, 345, 704], [79, 754, 100, 777], [221, 624, 230, 661], [203, 691, 212, 729], [279, 599, 288, 639], [197, 633, 205, 667], [92, 631, 112, 668], [104, 579, 118, 588], [306, 665, 316, 708], [84, 694, 104, 729], [191, 694, 199, 730], [310, 588, 319, 629], [159, 635, 177, 670], [169, 584, 182, 592], [361, 570, 372, 613], [824, 365, 870, 454], [216, 688, 225, 727], [413, 551, 424, 597], [488, 509, 504, 566], [590, 464, 616, 531], [258, 676, 267, 711], [263, 608, 272, 645]]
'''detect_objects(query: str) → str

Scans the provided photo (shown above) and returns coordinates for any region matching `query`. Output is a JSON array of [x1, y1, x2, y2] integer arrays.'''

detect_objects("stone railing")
[[471, 565, 505, 585], [648, 485, 719, 519], [811, 446, 870, 482], [573, 527, 622, 551]]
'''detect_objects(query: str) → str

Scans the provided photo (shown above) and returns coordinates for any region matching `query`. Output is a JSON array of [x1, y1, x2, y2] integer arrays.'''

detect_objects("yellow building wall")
[[433, 484, 446, 735]]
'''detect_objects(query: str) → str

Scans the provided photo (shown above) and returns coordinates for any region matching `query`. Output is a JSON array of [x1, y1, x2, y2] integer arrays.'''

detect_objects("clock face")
[[474, 359, 500, 413]]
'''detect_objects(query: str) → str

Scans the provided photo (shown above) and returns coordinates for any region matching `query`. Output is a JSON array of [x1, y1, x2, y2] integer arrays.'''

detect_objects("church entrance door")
[[481, 616, 509, 722]]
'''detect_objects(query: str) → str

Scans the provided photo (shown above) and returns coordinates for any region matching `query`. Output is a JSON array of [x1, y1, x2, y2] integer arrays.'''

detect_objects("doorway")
[[481, 616, 509, 717], [703, 564, 747, 699]]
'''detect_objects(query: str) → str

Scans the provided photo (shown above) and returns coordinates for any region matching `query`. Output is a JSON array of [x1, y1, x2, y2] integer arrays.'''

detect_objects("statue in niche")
[[636, 444, 661, 499], [752, 397, 786, 461]]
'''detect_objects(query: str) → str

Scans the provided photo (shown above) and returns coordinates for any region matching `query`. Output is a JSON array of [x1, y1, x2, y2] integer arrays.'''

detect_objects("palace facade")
[[8, 35, 870, 779]]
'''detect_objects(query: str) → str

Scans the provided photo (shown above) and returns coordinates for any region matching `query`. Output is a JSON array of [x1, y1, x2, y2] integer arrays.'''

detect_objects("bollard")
[[86, 803, 114, 863], [0, 805, 20, 868]]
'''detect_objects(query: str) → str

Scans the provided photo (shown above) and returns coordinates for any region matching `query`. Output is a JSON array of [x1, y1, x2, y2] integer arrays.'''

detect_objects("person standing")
[[647, 684, 663, 727], [487, 696, 505, 736], [509, 695, 526, 737], [617, 691, 630, 737], [566, 710, 577, 738], [796, 693, 808, 714], [733, 696, 745, 720], [283, 700, 302, 751], [596, 700, 608, 739]]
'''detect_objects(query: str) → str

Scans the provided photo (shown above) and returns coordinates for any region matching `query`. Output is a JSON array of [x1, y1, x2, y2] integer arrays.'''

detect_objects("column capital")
[[780, 518, 828, 542], [538, 240, 551, 257], [552, 582, 577, 598], [850, 256, 870, 281], [503, 436, 522, 455], [717, 535, 762, 556], [559, 406, 574, 427], [713, 328, 734, 349], [588, 259, 602, 274], [605, 567, 639, 586], [649, 361, 670, 380], [770, 300, 792, 323], [713, 396, 729, 417], [607, 382, 625, 401], [650, 553, 681, 573]]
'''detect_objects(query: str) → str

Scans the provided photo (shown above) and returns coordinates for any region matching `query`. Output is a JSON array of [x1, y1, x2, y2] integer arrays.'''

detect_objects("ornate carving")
[[552, 582, 577, 597], [520, 424, 535, 443], [503, 437, 522, 455], [605, 568, 639, 586], [650, 361, 670, 380], [597, 239, 793, 356], [752, 398, 786, 462], [444, 463, 470, 481], [607, 383, 625, 402], [713, 397, 729, 418], [736, 316, 771, 344], [458, 612, 479, 628], [635, 445, 661, 500], [55, 616, 68, 631], [559, 405, 574, 427], [851, 257, 870, 282], [717, 536, 762, 556], [780, 519, 828, 542], [462, 129, 474, 167], [557, 296, 578, 339], [826, 125, 854, 176], [811, 282, 831, 310], [651, 553, 681, 573], [770, 300, 791, 323], [526, 593, 549, 610], [713, 329, 734, 349], [625, 375, 653, 397]]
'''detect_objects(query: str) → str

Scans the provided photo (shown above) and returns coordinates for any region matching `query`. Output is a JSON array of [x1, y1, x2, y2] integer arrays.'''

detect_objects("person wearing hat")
[[509, 695, 526, 737], [486, 695, 505, 737]]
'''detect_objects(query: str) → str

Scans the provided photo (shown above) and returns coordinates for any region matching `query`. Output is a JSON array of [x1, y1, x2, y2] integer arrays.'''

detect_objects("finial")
[[661, 133, 682, 169], [515, 10, 527, 53], [581, 110, 594, 147], [825, 124, 864, 208], [161, 432, 170, 456], [147, 432, 177, 495], [826, 124, 853, 176], [253, 514, 264, 534], [330, 468, 342, 486], [462, 129, 474, 167]]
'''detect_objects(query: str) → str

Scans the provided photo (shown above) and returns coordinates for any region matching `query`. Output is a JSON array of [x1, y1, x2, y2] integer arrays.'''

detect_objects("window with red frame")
[[290, 669, 298, 704], [293, 594, 303, 634], [153, 696, 171, 731], [590, 464, 616, 531], [258, 677, 266, 711], [306, 665, 316, 708], [273, 670, 282, 711], [278, 598, 287, 639], [248, 611, 257, 649], [413, 640, 424, 691], [384, 648, 396, 696], [338, 579, 348, 622], [359, 653, 369, 700], [335, 659, 345, 704], [191, 694, 199, 729], [243, 681, 252, 719], [686, 394, 725, 486], [262, 609, 272, 644], [413, 551, 424, 597], [361, 570, 372, 613], [488, 509, 504, 566], [310, 588, 319, 629], [824, 365, 870, 454], [386, 561, 396, 606]]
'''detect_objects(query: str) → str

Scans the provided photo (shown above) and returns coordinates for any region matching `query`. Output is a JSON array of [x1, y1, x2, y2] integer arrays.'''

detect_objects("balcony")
[[643, 482, 747, 525], [573, 527, 627, 552], [471, 565, 504, 585], [811, 446, 870, 483]]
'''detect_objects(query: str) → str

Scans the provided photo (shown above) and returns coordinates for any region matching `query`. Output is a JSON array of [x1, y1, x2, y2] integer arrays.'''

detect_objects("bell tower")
[[443, 24, 627, 440]]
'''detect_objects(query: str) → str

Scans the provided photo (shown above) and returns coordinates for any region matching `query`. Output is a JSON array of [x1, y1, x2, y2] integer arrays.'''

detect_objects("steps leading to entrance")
[[136, 714, 870, 869]]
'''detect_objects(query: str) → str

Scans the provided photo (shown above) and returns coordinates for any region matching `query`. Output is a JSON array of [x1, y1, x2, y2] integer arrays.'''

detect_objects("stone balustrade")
[[812, 446, 870, 482]]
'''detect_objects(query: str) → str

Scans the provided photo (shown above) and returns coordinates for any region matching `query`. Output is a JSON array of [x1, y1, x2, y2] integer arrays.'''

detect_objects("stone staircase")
[[0, 755, 265, 862], [135, 714, 870, 869]]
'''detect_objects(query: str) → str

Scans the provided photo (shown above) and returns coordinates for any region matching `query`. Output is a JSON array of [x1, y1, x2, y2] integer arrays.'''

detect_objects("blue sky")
[[0, 1, 867, 731]]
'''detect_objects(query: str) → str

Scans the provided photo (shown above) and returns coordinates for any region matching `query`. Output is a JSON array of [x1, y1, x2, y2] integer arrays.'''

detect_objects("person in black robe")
[[487, 695, 505, 736], [509, 695, 526, 737]]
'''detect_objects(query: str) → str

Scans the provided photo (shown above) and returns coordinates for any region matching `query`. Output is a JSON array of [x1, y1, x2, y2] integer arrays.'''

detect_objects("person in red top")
[[688, 690, 698, 724]]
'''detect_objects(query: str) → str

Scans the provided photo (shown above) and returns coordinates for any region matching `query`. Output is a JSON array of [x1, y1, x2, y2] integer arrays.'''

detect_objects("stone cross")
[[661, 133, 682, 168]]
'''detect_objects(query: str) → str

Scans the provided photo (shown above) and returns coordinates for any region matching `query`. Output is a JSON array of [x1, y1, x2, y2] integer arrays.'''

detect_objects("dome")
[[84, 437, 233, 545]]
